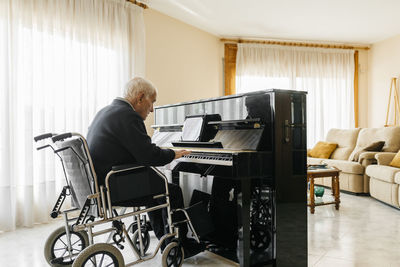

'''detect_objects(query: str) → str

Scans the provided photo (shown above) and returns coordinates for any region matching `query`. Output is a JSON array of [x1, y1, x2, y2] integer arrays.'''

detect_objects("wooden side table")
[[307, 167, 341, 214]]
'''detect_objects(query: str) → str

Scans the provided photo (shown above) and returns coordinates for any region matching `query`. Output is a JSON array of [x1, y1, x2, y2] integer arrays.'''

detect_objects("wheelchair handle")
[[52, 133, 72, 142], [34, 133, 55, 142]]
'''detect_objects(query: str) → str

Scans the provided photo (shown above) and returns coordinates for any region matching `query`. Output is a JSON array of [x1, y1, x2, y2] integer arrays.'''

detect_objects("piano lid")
[[154, 90, 275, 127]]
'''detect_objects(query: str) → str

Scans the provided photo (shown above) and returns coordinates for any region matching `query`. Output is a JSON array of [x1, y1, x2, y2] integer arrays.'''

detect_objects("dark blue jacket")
[[87, 99, 175, 185]]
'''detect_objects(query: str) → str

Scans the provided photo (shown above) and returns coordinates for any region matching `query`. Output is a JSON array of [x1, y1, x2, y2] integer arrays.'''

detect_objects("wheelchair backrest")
[[55, 137, 97, 215]]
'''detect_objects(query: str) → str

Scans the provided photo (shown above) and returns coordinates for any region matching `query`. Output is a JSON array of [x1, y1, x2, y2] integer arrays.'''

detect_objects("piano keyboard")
[[176, 152, 233, 166]]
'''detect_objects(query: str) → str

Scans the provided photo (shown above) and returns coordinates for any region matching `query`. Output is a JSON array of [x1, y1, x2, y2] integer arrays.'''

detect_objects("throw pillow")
[[390, 150, 400, 168], [308, 141, 338, 159], [351, 141, 385, 162]]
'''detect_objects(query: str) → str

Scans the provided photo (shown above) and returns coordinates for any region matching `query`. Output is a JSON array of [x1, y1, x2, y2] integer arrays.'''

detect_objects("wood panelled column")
[[224, 43, 237, 95]]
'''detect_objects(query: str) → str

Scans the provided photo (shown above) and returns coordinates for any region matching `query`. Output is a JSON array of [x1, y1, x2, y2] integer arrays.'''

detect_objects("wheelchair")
[[34, 132, 202, 267]]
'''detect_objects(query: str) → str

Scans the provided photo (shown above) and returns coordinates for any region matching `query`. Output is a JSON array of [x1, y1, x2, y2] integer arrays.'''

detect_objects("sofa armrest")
[[358, 152, 378, 166], [375, 152, 397, 166], [358, 151, 379, 164]]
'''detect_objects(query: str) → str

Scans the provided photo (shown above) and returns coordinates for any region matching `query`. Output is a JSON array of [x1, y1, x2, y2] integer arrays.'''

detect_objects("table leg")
[[334, 175, 340, 210], [309, 177, 315, 214], [331, 176, 335, 196]]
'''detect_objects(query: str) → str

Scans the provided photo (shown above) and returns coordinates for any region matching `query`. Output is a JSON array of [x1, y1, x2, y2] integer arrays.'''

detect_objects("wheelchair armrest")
[[111, 164, 146, 172]]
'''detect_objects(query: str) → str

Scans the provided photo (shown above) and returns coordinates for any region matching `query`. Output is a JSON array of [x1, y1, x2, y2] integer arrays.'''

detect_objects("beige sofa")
[[308, 127, 400, 194], [366, 153, 400, 208]]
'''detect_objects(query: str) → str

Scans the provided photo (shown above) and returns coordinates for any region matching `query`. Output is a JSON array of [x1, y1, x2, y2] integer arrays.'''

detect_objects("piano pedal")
[[205, 243, 218, 250], [229, 188, 234, 201]]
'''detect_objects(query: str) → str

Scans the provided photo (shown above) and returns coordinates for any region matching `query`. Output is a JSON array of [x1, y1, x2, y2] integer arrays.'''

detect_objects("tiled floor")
[[308, 190, 400, 267], [1, 190, 400, 267]]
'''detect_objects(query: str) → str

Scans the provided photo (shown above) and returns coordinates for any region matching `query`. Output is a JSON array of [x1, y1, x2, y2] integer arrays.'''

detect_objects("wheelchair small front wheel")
[[162, 241, 184, 267], [44, 226, 89, 266], [131, 228, 151, 255], [72, 243, 124, 267]]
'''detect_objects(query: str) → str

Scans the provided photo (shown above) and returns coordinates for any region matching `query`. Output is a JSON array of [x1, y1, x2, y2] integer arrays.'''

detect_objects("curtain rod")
[[221, 38, 370, 50], [127, 0, 148, 9]]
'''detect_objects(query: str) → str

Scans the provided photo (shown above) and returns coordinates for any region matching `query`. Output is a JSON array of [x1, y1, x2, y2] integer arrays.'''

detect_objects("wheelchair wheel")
[[127, 219, 152, 234], [44, 226, 89, 266], [127, 221, 138, 234], [162, 241, 184, 267], [131, 228, 150, 255], [72, 243, 124, 267], [250, 225, 271, 251]]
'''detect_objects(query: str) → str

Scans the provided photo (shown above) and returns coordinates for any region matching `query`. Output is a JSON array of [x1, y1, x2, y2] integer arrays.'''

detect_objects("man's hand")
[[174, 149, 191, 159]]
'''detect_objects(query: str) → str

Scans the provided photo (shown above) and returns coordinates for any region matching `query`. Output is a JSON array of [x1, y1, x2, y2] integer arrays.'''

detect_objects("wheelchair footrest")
[[75, 198, 92, 225], [50, 257, 67, 265], [50, 186, 69, 218]]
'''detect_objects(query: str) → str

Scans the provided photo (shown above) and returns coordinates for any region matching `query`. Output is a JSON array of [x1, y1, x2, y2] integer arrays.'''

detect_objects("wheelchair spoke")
[[58, 238, 68, 247], [60, 249, 68, 258], [89, 257, 97, 265], [54, 235, 81, 258], [53, 247, 67, 252], [98, 253, 106, 266], [167, 247, 179, 267], [71, 238, 81, 246]]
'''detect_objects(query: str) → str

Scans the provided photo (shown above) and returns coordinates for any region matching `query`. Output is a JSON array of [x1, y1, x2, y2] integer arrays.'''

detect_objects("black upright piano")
[[152, 89, 307, 267]]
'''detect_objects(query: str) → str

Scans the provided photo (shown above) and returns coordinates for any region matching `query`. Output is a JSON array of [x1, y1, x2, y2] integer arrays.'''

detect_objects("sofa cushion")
[[308, 141, 337, 158], [350, 141, 385, 162], [366, 165, 400, 183], [375, 152, 397, 166], [324, 159, 364, 174], [325, 128, 361, 160], [308, 158, 364, 175], [350, 128, 400, 162]]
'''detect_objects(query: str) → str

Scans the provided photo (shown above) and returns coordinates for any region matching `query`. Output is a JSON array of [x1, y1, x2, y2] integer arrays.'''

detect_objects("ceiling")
[[145, 0, 400, 45]]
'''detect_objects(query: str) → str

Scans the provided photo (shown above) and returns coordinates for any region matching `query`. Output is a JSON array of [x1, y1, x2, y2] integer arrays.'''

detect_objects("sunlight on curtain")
[[236, 43, 355, 147], [0, 0, 145, 231]]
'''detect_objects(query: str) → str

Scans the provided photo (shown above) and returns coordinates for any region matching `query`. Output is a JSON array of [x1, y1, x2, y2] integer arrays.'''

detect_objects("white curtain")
[[236, 43, 355, 147], [0, 0, 145, 231]]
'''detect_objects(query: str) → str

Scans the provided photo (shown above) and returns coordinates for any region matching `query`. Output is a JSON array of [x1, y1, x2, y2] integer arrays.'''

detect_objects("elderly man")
[[87, 77, 200, 257]]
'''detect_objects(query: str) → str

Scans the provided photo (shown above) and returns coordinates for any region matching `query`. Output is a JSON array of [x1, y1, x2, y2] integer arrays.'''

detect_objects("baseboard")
[[340, 190, 370, 196], [371, 197, 400, 210]]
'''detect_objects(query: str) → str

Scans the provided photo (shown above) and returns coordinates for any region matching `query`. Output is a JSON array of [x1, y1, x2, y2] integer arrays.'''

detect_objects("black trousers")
[[146, 182, 188, 247]]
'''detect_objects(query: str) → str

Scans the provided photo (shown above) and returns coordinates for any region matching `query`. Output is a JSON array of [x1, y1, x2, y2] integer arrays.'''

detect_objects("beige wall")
[[368, 34, 400, 127], [142, 9, 373, 131], [143, 9, 223, 132]]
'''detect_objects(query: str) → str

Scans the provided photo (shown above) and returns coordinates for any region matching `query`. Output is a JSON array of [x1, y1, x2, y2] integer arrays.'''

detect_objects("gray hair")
[[123, 77, 157, 100]]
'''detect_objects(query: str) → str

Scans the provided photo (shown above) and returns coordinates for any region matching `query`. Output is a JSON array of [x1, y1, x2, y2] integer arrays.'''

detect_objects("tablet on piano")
[[173, 114, 223, 148]]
